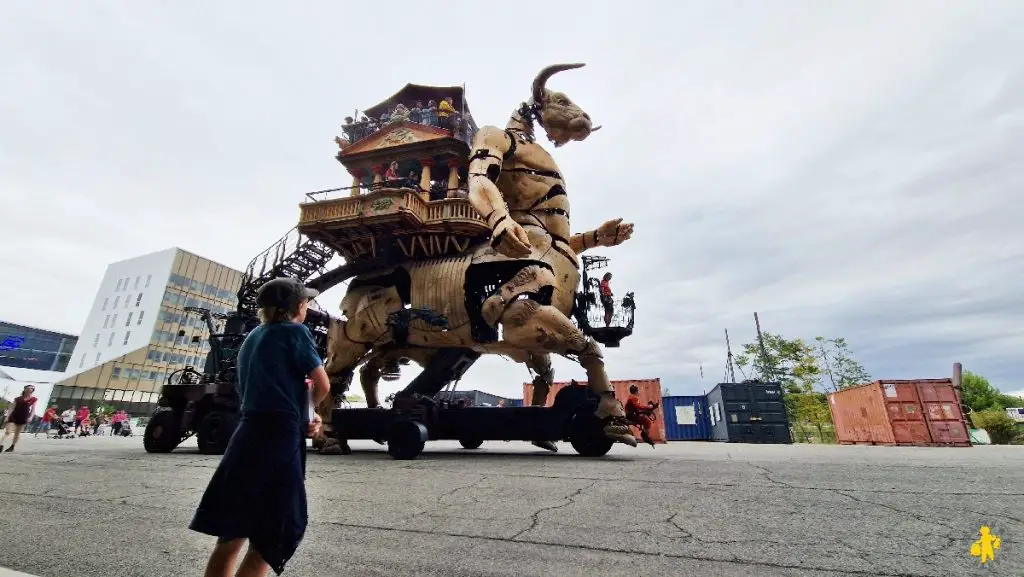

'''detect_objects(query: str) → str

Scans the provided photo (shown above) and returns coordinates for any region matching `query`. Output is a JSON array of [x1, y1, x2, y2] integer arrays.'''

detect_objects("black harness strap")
[[505, 167, 562, 179], [528, 184, 567, 211]]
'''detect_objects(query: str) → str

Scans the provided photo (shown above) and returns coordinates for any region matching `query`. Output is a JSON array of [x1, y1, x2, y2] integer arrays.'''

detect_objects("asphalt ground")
[[0, 435, 1021, 577]]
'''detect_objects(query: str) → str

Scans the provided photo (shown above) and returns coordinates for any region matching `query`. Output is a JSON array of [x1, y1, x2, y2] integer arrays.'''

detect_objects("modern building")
[[0, 321, 78, 372], [49, 248, 244, 416]]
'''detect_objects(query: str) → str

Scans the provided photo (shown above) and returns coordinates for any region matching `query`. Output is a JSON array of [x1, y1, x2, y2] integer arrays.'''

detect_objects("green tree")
[[961, 371, 1005, 412], [814, 336, 871, 391], [735, 332, 821, 393], [788, 392, 834, 442], [970, 408, 1020, 445]]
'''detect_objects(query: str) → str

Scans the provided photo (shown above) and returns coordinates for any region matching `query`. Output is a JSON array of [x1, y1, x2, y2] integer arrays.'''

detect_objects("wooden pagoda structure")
[[297, 84, 489, 265]]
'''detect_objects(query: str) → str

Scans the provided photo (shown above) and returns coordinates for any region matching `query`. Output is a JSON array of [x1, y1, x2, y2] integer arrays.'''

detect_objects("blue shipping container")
[[662, 396, 713, 441]]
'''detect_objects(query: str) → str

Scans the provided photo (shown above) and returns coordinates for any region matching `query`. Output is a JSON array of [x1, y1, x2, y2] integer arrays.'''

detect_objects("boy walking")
[[190, 277, 330, 576]]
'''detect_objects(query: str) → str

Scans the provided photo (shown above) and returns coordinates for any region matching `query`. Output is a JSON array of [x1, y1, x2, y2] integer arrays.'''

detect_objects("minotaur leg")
[[526, 352, 554, 406], [525, 352, 559, 452], [316, 318, 372, 455], [500, 300, 637, 446], [359, 356, 384, 408]]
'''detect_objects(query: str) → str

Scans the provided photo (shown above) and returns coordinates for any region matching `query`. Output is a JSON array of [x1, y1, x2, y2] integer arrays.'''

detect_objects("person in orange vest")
[[624, 385, 659, 447]]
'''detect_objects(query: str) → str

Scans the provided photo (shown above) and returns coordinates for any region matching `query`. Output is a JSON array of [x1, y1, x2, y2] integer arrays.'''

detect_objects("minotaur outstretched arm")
[[467, 126, 532, 258], [570, 217, 634, 254]]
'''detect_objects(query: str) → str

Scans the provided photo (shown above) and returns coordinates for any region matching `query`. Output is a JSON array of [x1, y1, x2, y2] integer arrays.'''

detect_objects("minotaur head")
[[531, 63, 600, 147]]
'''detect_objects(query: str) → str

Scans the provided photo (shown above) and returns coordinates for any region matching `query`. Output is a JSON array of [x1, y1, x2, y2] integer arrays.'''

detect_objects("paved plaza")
[[0, 435, 1021, 576]]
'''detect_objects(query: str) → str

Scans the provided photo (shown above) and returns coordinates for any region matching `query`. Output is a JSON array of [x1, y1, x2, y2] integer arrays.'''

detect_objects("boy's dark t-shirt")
[[236, 322, 323, 421]]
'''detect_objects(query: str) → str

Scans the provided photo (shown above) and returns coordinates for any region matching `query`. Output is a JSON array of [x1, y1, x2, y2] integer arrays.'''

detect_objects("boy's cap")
[[256, 277, 319, 308]]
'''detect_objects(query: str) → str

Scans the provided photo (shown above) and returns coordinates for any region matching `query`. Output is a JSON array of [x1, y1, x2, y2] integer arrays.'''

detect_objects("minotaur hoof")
[[605, 428, 638, 447], [532, 440, 558, 452]]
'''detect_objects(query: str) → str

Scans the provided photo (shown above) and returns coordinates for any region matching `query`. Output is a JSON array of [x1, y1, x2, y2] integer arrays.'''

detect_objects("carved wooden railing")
[[298, 189, 486, 232]]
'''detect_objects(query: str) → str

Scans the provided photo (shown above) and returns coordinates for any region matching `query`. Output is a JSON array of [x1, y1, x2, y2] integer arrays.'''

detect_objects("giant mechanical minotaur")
[[290, 64, 639, 456]]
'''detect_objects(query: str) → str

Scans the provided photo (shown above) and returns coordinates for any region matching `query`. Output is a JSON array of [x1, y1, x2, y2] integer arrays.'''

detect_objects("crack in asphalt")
[[834, 491, 960, 532], [436, 475, 488, 506], [322, 519, 944, 577], [406, 467, 1024, 496], [510, 480, 599, 541]]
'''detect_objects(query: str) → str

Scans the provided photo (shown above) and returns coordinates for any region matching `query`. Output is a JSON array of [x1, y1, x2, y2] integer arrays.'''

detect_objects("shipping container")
[[706, 382, 792, 444], [661, 396, 712, 441], [828, 379, 970, 447], [523, 379, 666, 443], [506, 398, 524, 408]]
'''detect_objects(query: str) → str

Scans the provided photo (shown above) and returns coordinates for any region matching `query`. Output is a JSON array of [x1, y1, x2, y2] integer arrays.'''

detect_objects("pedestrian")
[[1, 385, 38, 452], [189, 277, 330, 577], [35, 405, 57, 438]]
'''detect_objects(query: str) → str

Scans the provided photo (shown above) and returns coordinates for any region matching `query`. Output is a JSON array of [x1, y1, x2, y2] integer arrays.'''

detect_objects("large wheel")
[[568, 413, 615, 457], [387, 420, 428, 460], [143, 410, 182, 453], [459, 438, 484, 450], [196, 410, 239, 455]]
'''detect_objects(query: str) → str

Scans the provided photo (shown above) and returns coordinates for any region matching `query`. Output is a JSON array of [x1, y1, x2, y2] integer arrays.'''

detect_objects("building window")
[[125, 295, 131, 308], [94, 352, 101, 363], [145, 274, 152, 288], [135, 293, 143, 307], [79, 354, 85, 368], [112, 367, 121, 379], [123, 331, 131, 345], [113, 296, 121, 308], [102, 297, 109, 311], [111, 313, 117, 327], [93, 333, 100, 347], [137, 310, 145, 325], [125, 312, 133, 326], [134, 276, 141, 290], [108, 332, 115, 346]]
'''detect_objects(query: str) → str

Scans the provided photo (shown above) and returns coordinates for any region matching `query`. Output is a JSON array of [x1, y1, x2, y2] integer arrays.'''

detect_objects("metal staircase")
[[236, 226, 336, 317]]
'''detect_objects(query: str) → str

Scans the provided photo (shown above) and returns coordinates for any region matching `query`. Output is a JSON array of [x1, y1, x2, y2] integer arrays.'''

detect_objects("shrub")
[[970, 408, 1020, 445]]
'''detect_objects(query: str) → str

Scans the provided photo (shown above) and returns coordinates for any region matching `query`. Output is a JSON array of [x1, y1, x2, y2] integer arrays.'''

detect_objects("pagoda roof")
[[362, 83, 478, 132]]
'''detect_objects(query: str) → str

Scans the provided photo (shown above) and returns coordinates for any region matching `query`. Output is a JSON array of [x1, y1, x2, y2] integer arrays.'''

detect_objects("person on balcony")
[[438, 97, 456, 130], [599, 272, 614, 326], [384, 161, 401, 184], [425, 100, 438, 126], [410, 101, 423, 124]]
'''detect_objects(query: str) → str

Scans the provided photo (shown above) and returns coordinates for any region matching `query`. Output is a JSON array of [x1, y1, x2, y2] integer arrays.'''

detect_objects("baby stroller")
[[52, 418, 75, 439], [118, 419, 134, 437]]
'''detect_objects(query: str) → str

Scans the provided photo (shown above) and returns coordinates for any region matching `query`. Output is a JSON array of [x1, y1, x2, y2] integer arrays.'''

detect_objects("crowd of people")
[[339, 96, 471, 145], [0, 385, 134, 451]]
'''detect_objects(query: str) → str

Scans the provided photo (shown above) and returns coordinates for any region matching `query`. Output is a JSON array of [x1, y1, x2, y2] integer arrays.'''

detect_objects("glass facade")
[[49, 249, 243, 417], [0, 321, 78, 372]]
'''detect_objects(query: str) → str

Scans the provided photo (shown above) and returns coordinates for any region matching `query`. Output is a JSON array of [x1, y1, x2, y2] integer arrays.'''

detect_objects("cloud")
[[1, 1, 1022, 401]]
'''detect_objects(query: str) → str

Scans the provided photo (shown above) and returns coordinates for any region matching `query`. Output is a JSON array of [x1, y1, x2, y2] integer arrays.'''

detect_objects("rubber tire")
[[459, 438, 484, 450], [197, 410, 239, 455], [143, 410, 182, 453], [387, 420, 427, 460], [568, 413, 614, 457]]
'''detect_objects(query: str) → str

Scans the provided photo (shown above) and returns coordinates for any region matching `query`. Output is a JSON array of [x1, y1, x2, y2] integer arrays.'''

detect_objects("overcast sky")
[[2, 1, 1021, 400]]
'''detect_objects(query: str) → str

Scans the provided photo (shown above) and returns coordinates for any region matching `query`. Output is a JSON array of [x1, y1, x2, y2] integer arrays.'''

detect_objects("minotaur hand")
[[596, 218, 633, 247], [491, 215, 532, 258]]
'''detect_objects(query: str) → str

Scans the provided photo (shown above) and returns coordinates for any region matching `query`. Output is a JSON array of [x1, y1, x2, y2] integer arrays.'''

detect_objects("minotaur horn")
[[590, 126, 602, 132], [532, 63, 585, 103]]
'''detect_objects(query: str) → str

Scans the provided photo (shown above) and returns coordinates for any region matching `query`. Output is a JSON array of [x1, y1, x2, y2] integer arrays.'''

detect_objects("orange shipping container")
[[828, 379, 970, 447], [522, 379, 666, 443]]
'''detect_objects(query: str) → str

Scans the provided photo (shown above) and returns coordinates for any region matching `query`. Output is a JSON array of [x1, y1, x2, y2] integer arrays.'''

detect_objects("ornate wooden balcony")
[[297, 187, 489, 264]]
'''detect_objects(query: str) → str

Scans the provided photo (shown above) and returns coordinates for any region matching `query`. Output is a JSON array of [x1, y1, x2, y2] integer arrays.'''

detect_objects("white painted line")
[[0, 568, 42, 577]]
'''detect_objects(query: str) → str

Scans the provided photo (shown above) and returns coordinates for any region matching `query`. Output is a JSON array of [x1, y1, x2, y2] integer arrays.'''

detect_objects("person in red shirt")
[[598, 272, 614, 327], [2, 385, 38, 452], [624, 385, 659, 447], [35, 405, 58, 438], [75, 406, 91, 436]]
